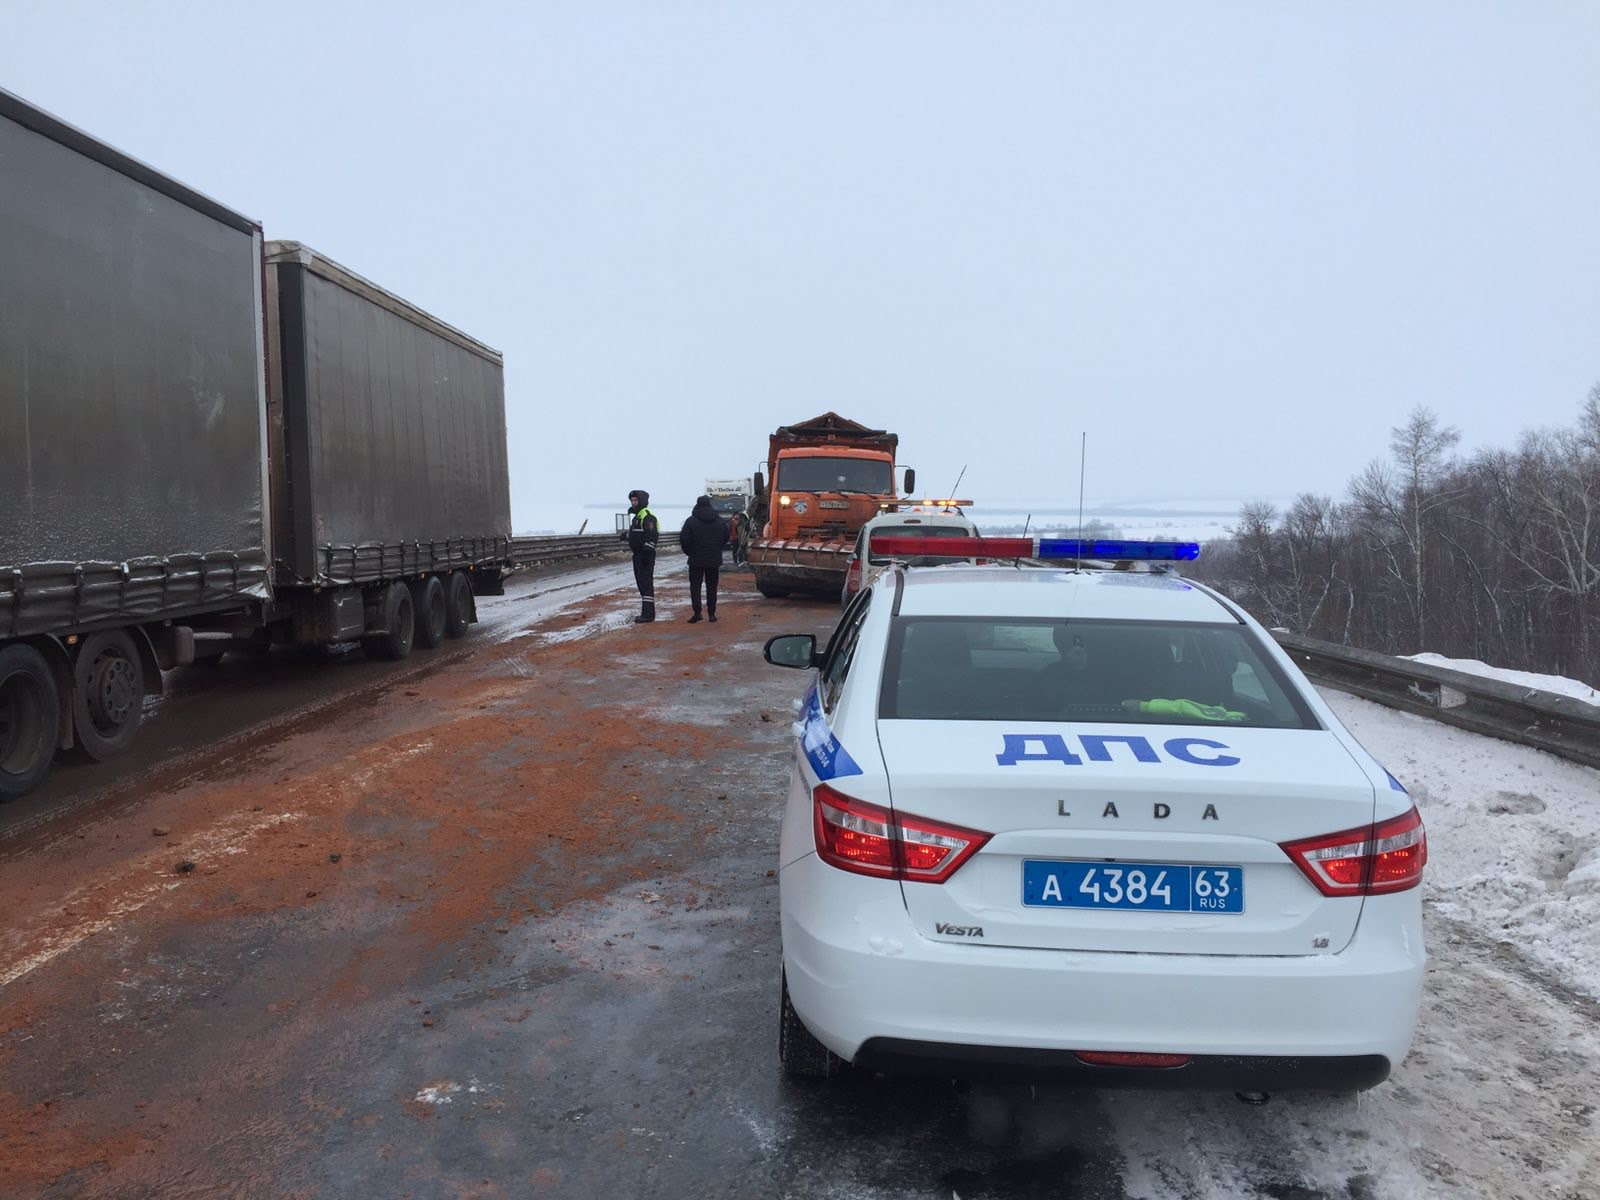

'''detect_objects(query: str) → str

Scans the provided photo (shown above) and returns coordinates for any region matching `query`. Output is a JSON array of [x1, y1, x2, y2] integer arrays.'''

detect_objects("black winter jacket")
[[679, 501, 731, 568], [625, 504, 659, 554]]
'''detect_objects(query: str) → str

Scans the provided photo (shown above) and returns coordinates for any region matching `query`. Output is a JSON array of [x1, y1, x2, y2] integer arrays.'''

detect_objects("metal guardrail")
[[1273, 631, 1600, 771], [507, 533, 679, 568]]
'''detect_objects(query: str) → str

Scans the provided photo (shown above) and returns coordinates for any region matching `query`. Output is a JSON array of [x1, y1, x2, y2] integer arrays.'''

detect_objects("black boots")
[[708, 612, 718, 622], [687, 612, 702, 624], [634, 605, 654, 623]]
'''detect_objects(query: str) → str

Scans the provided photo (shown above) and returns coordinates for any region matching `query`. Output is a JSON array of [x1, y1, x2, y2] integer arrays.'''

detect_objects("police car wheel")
[[778, 969, 841, 1079]]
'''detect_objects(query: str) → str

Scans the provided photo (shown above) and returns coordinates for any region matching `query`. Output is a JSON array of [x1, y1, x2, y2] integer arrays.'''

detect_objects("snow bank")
[[1402, 652, 1600, 707], [1324, 691, 1600, 1001]]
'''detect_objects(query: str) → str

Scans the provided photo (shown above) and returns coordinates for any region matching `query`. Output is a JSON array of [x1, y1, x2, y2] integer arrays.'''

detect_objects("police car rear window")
[[878, 618, 1319, 729]]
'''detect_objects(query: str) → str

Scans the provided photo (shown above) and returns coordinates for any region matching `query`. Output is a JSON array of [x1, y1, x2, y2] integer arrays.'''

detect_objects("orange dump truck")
[[746, 413, 913, 597]]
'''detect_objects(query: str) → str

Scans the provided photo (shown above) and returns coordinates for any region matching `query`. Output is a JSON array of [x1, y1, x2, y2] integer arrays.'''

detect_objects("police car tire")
[[778, 970, 841, 1079]]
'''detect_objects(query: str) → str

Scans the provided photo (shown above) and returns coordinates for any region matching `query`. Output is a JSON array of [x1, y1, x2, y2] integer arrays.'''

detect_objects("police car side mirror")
[[764, 634, 819, 670]]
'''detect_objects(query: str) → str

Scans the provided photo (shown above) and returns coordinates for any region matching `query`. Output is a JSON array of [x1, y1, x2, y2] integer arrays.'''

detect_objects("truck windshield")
[[708, 495, 745, 515], [777, 457, 893, 494], [878, 618, 1319, 729]]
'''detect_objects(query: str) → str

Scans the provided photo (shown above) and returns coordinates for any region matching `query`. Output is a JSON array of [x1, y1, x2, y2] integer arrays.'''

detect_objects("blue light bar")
[[1037, 538, 1201, 561]]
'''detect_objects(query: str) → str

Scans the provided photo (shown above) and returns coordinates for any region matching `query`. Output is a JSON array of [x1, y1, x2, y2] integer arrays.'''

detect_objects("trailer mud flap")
[[284, 588, 365, 644]]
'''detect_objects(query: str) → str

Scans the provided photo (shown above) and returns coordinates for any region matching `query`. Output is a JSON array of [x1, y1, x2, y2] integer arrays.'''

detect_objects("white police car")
[[840, 503, 980, 607], [764, 536, 1426, 1094]]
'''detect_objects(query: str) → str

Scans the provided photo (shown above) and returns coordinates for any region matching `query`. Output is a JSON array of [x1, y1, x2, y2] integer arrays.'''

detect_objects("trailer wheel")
[[70, 630, 144, 761], [0, 644, 60, 801], [443, 572, 475, 639], [757, 582, 792, 599], [363, 583, 416, 662], [411, 576, 447, 649]]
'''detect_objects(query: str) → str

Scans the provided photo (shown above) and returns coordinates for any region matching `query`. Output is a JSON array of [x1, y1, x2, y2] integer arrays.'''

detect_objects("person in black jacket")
[[622, 489, 660, 623], [679, 495, 731, 623]]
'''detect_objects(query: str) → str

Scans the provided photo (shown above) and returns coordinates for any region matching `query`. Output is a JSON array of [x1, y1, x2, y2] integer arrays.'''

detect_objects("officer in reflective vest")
[[623, 489, 660, 623]]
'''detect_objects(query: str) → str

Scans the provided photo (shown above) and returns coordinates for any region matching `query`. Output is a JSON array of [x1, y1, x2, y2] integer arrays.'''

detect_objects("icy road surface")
[[472, 558, 675, 643], [0, 566, 1595, 1199]]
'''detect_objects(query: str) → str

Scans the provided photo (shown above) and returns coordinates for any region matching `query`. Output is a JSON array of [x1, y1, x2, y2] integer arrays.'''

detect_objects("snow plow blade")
[[748, 539, 854, 594]]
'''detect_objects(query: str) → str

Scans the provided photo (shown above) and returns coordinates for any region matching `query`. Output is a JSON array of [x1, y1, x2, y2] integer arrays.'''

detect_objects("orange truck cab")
[[746, 413, 913, 598]]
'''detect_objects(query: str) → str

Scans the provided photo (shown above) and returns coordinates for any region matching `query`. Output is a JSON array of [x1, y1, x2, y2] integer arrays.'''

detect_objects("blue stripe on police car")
[[800, 684, 862, 781]]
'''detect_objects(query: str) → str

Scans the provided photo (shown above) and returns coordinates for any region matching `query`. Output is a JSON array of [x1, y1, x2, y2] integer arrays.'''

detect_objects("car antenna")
[[946, 464, 966, 510], [1074, 432, 1087, 572]]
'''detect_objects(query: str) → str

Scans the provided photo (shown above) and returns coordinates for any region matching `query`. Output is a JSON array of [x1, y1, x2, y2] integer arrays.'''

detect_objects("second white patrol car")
[[764, 536, 1426, 1094], [840, 504, 980, 607]]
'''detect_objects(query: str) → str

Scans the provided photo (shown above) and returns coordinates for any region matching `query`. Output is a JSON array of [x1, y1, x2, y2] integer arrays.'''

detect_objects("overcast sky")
[[6, 2, 1598, 531]]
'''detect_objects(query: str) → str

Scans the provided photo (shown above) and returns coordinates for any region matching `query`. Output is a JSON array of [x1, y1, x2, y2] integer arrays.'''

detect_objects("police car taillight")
[[845, 558, 863, 594], [1280, 807, 1427, 896], [812, 784, 990, 883]]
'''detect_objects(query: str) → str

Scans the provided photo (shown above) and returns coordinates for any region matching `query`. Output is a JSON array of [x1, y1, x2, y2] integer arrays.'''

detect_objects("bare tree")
[[1230, 501, 1283, 625], [1348, 407, 1461, 651], [1280, 494, 1341, 636], [1472, 426, 1600, 671], [1195, 391, 1600, 687]]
